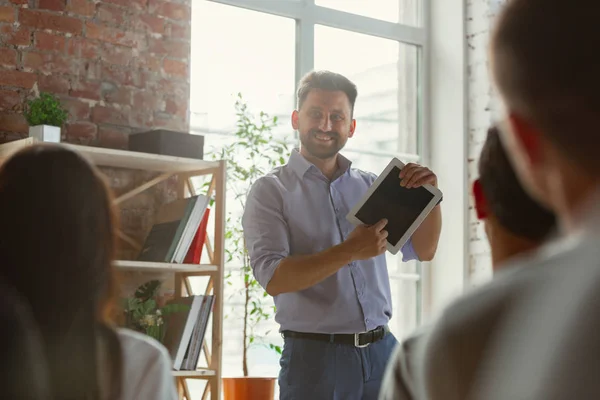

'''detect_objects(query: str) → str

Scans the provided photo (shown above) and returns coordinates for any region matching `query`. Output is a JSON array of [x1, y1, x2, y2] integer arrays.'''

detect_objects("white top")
[[117, 328, 178, 400]]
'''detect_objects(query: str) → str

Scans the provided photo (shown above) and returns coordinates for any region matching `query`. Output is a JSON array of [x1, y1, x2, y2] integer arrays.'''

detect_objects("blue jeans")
[[278, 332, 398, 400]]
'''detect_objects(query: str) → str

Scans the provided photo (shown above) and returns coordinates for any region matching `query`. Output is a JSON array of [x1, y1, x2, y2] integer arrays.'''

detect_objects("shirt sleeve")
[[242, 176, 290, 291], [401, 239, 419, 262]]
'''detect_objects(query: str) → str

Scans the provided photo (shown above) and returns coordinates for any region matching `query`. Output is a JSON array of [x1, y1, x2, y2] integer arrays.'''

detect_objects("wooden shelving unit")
[[0, 138, 225, 400]]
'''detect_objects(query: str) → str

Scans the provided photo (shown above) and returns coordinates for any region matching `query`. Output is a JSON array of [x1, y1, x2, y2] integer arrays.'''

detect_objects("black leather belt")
[[282, 325, 389, 348]]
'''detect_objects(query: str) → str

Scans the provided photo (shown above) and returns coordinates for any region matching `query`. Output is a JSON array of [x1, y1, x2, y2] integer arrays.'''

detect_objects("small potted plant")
[[122, 280, 189, 343], [213, 93, 290, 400], [23, 92, 69, 143]]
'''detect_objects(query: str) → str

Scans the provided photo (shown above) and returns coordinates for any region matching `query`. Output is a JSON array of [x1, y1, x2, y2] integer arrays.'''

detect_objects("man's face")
[[292, 89, 356, 160]]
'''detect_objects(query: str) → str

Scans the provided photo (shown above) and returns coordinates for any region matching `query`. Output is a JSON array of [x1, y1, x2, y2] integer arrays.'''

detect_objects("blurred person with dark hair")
[[0, 144, 177, 400], [0, 279, 49, 400], [242, 70, 443, 399], [378, 126, 555, 399], [412, 1, 600, 399]]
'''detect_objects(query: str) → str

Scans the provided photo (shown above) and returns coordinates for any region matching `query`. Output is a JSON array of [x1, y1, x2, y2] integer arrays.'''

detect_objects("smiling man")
[[241, 70, 442, 400]]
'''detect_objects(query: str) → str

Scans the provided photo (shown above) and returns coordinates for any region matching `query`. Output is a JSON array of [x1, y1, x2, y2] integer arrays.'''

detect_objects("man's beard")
[[299, 129, 347, 160]]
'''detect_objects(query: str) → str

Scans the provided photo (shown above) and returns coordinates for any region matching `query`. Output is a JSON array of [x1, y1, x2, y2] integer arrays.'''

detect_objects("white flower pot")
[[29, 125, 61, 143]]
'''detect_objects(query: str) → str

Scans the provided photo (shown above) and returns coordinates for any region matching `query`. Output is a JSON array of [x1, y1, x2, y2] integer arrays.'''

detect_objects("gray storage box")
[[128, 129, 204, 160]]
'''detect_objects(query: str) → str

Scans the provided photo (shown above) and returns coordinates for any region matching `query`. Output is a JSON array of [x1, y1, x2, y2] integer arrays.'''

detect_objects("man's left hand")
[[399, 163, 438, 188]]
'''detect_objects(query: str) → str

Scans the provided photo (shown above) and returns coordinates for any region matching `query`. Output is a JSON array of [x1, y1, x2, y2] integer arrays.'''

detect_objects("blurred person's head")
[[490, 0, 600, 231], [0, 144, 122, 400], [293, 70, 357, 162], [473, 126, 556, 270]]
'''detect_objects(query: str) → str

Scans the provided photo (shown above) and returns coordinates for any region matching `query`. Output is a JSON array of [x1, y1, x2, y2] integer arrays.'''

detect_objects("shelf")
[[172, 368, 216, 378], [0, 138, 219, 173], [114, 260, 218, 274]]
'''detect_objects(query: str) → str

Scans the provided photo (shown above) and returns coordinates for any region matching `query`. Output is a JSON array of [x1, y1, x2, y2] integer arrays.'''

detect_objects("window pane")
[[190, 1, 295, 388], [190, 1, 295, 137], [316, 0, 420, 25], [315, 25, 419, 156]]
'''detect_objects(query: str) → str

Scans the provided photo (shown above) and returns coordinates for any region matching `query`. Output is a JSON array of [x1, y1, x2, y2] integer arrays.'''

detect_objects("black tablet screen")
[[355, 166, 434, 245]]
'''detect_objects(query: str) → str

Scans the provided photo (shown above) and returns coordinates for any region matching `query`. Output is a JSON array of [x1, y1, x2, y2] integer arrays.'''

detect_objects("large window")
[[190, 0, 427, 387]]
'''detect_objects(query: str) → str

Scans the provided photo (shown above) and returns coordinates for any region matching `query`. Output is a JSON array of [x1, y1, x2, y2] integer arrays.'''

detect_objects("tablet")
[[346, 158, 443, 255]]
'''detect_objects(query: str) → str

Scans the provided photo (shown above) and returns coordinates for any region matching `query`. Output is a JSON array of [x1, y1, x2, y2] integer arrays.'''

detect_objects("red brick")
[[165, 97, 186, 117], [163, 58, 187, 77], [62, 98, 90, 120], [35, 31, 67, 52], [133, 89, 163, 111], [80, 61, 101, 80], [86, 22, 140, 48], [155, 78, 188, 98], [38, 74, 71, 95], [19, 9, 83, 35], [0, 69, 36, 88], [70, 80, 101, 100], [154, 112, 187, 131], [91, 105, 128, 125], [0, 47, 17, 66], [151, 0, 190, 21], [0, 25, 32, 46], [0, 112, 28, 133], [97, 125, 129, 149], [148, 38, 189, 58], [135, 14, 165, 35], [65, 121, 97, 142], [101, 63, 144, 87], [166, 22, 189, 40], [103, 84, 133, 105], [132, 55, 162, 73], [23, 52, 77, 75], [67, 0, 96, 17], [39, 0, 67, 12], [103, 0, 147, 12], [103, 45, 133, 66], [9, 0, 28, 4], [129, 111, 153, 129], [96, 4, 126, 26], [0, 6, 15, 23], [0, 89, 21, 110]]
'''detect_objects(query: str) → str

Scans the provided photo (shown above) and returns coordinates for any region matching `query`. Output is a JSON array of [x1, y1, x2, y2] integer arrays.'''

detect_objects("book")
[[183, 208, 210, 264], [138, 195, 209, 263], [162, 295, 205, 370]]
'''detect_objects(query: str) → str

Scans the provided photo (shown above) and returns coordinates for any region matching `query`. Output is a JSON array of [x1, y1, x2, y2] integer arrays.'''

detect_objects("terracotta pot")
[[222, 377, 276, 400]]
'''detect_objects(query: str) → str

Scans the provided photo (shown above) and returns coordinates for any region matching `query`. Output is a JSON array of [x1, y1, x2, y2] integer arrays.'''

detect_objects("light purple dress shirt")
[[242, 149, 419, 334]]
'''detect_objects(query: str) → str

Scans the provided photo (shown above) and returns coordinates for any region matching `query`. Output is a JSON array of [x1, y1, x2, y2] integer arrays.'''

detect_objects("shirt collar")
[[288, 148, 352, 181]]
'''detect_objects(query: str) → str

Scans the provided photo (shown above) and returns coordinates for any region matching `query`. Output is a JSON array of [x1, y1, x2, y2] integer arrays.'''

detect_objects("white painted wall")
[[424, 0, 508, 318]]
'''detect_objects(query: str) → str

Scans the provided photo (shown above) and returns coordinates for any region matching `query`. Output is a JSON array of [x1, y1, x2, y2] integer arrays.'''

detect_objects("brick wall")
[[466, 0, 506, 285], [0, 0, 192, 148]]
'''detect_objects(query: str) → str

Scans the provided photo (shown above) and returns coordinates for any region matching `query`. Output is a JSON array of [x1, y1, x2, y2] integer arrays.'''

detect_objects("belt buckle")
[[354, 333, 370, 348]]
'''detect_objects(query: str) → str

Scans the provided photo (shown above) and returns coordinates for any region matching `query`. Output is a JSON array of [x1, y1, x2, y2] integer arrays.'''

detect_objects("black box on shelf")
[[128, 129, 204, 160]]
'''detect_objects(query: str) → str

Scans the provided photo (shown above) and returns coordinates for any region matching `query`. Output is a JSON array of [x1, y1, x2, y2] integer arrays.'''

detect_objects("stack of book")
[[162, 295, 215, 370], [137, 195, 210, 264]]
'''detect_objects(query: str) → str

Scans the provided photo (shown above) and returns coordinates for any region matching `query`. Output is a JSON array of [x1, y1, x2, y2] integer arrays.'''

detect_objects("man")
[[412, 1, 600, 399], [242, 70, 442, 399], [378, 126, 556, 399]]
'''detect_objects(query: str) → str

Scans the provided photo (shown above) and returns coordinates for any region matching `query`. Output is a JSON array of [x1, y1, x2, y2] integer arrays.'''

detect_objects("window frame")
[[201, 0, 431, 329]]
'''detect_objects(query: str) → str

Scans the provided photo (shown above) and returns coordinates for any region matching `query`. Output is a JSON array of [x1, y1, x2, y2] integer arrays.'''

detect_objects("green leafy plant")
[[209, 93, 290, 376], [23, 92, 69, 127], [122, 280, 190, 343]]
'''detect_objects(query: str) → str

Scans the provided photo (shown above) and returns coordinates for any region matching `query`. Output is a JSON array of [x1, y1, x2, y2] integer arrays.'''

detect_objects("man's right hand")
[[344, 219, 389, 261]]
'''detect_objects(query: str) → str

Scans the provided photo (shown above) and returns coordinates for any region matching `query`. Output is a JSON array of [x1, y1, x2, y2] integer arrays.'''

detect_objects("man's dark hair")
[[478, 126, 556, 241], [297, 70, 358, 116], [491, 0, 600, 173]]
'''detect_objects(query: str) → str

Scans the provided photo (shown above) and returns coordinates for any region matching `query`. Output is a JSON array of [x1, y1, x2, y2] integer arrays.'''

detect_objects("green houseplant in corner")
[[214, 93, 290, 400], [23, 92, 69, 143]]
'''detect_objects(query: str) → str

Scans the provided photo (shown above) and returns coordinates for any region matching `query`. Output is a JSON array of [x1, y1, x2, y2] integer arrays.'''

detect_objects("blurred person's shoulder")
[[117, 328, 178, 400], [414, 233, 585, 400]]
